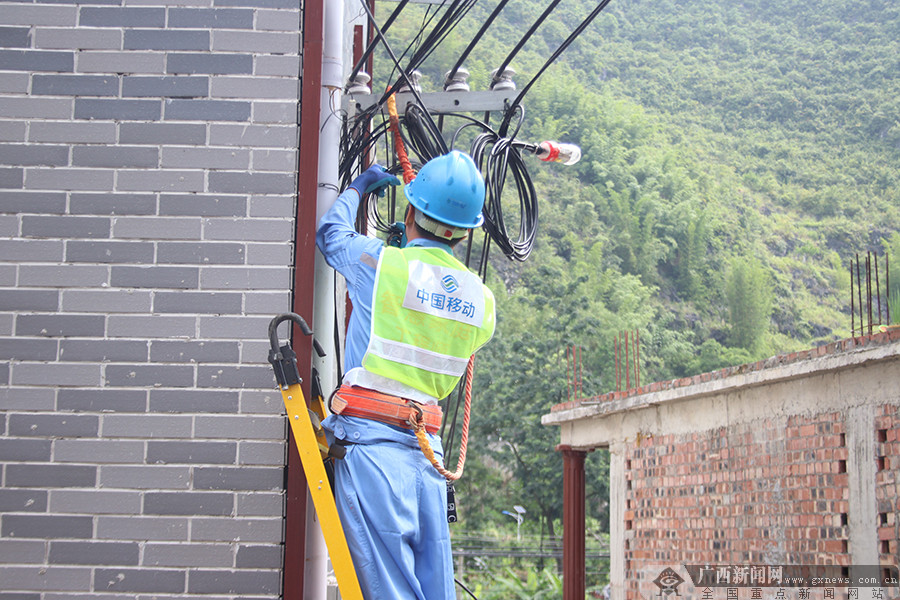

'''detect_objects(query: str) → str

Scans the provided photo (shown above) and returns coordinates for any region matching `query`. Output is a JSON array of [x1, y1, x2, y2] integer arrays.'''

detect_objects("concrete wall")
[[0, 0, 301, 596], [544, 331, 900, 600]]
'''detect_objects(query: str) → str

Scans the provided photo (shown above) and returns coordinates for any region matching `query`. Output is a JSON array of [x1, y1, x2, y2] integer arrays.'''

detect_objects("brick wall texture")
[[0, 0, 300, 596], [875, 405, 899, 567], [623, 407, 900, 598]]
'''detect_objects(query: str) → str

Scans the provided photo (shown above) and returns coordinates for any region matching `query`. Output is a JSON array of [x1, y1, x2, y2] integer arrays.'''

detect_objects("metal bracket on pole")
[[344, 89, 517, 117]]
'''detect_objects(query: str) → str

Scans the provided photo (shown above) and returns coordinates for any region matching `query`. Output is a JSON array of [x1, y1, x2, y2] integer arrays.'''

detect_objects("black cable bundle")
[[343, 0, 612, 255], [402, 104, 445, 165], [338, 106, 388, 190], [392, 0, 477, 89], [469, 109, 538, 263]]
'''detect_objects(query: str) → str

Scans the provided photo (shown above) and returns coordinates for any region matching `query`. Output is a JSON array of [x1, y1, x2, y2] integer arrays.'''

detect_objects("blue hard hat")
[[404, 151, 486, 229]]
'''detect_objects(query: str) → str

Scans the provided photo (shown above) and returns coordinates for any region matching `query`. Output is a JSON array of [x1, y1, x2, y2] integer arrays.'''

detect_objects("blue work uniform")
[[316, 188, 456, 600]]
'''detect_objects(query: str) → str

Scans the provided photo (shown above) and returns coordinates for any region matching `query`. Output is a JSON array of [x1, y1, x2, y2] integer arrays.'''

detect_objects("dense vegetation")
[[377, 0, 900, 562]]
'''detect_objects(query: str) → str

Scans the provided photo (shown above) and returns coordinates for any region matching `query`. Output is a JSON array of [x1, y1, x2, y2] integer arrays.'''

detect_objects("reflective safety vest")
[[362, 246, 495, 400]]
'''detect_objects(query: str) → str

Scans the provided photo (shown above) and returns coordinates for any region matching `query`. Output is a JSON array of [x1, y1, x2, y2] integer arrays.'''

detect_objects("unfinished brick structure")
[[545, 331, 900, 600]]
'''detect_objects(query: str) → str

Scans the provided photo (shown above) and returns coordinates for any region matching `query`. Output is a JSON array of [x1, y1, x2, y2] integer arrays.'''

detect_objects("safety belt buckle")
[[406, 400, 425, 431]]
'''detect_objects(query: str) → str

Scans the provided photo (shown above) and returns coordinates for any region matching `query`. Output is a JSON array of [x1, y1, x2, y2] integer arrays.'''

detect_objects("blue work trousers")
[[327, 416, 455, 600]]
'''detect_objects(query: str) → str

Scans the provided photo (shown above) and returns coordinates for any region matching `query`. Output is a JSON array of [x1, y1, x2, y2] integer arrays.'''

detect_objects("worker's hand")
[[349, 165, 401, 198]]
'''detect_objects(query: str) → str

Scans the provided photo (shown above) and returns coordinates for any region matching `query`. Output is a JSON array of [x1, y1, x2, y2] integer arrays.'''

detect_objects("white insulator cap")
[[397, 70, 423, 94], [347, 72, 371, 96], [444, 67, 470, 92], [490, 66, 516, 91]]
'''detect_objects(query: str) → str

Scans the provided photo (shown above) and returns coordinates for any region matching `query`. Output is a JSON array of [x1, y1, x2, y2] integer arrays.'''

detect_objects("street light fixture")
[[502, 505, 527, 541]]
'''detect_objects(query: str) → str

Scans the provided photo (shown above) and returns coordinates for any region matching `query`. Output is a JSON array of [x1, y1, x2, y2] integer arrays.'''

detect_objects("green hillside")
[[384, 0, 900, 380], [376, 0, 900, 547]]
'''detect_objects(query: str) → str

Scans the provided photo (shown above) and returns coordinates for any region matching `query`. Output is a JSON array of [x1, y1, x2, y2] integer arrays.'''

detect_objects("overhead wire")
[[446, 0, 511, 86], [500, 0, 614, 134], [398, 0, 477, 84], [492, 0, 563, 102], [346, 0, 410, 91], [383, 1, 441, 89]]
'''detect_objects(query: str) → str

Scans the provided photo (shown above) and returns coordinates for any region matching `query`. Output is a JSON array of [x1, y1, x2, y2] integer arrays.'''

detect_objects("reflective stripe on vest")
[[368, 335, 470, 376], [362, 246, 495, 399]]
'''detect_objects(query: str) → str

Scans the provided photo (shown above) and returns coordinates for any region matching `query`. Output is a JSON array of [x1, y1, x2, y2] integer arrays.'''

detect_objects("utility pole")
[[301, 0, 344, 596]]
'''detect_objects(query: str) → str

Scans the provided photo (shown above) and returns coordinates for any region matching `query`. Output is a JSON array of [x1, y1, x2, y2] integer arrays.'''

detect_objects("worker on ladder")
[[316, 150, 495, 599]]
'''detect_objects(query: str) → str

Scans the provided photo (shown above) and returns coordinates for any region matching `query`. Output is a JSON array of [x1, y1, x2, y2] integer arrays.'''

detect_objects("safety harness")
[[330, 384, 442, 435], [329, 359, 473, 483]]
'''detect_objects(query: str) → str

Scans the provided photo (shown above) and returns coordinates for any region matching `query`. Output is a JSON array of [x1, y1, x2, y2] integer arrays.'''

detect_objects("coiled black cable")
[[342, 107, 539, 264], [402, 103, 445, 164], [470, 107, 538, 262]]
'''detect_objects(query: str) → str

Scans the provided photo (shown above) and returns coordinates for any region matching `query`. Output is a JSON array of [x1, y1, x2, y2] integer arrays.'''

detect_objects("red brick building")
[[544, 331, 900, 600]]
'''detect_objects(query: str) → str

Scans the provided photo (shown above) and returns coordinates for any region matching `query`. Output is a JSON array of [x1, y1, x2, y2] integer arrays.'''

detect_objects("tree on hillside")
[[726, 258, 773, 353]]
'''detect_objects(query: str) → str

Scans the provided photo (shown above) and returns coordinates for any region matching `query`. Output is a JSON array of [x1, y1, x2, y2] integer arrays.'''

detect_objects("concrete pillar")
[[609, 443, 626, 600], [846, 405, 878, 570]]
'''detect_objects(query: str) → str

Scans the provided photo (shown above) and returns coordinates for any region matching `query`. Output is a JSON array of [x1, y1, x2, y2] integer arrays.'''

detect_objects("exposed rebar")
[[875, 252, 882, 327], [867, 252, 873, 335], [888, 254, 892, 325], [614, 335, 620, 392], [635, 330, 641, 389], [624, 333, 630, 390], [851, 262, 855, 336], [856, 254, 863, 338]]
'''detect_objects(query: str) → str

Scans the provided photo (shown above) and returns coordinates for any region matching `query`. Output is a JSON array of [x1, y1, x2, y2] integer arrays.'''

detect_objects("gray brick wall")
[[0, 0, 300, 596]]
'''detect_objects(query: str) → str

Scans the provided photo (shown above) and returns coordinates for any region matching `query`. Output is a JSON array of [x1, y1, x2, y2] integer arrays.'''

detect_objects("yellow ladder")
[[268, 313, 363, 600]]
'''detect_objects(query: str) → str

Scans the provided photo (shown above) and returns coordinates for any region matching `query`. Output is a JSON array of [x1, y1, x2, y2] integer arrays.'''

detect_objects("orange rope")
[[386, 92, 416, 184], [412, 356, 474, 481]]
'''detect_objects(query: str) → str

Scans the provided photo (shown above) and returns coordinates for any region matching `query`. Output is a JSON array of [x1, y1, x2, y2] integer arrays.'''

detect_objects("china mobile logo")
[[440, 274, 459, 293]]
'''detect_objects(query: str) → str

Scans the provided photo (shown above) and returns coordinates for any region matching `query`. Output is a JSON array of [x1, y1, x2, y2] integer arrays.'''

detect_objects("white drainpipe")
[[306, 0, 343, 598]]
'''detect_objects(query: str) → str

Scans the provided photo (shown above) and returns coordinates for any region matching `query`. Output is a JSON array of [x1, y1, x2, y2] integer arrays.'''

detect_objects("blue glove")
[[349, 164, 401, 198], [386, 222, 407, 248]]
